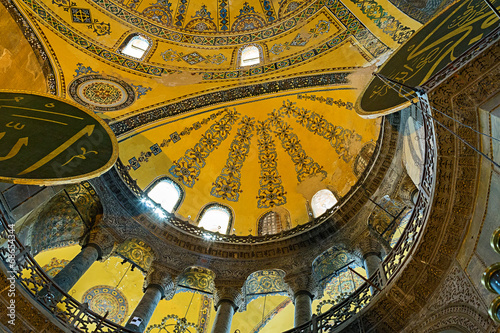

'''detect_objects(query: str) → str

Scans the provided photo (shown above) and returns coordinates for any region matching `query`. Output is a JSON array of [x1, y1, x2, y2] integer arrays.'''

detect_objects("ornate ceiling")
[[1, 0, 441, 236], [7, 0, 425, 233], [0, 0, 459, 331]]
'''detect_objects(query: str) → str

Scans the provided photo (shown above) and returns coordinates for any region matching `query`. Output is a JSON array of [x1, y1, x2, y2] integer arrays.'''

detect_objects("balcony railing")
[[0, 210, 134, 333]]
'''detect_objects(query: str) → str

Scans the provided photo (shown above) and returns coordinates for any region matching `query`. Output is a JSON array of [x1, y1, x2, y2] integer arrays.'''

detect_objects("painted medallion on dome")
[[69, 75, 135, 111], [82, 285, 128, 324]]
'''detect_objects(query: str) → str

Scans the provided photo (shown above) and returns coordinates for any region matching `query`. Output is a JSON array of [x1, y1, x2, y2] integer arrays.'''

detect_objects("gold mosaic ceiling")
[[3, 0, 424, 234]]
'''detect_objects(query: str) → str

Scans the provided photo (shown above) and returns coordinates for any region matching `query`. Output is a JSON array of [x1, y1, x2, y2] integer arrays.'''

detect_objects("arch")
[[177, 266, 215, 294], [405, 304, 490, 333], [238, 44, 263, 67], [242, 269, 287, 309], [28, 182, 101, 254], [257, 211, 283, 235], [115, 238, 155, 271], [353, 141, 376, 177], [118, 33, 151, 60], [145, 177, 184, 213], [197, 203, 233, 234], [311, 189, 338, 218]]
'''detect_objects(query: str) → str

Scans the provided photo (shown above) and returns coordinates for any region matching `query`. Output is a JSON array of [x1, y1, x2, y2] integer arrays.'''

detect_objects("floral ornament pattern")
[[170, 108, 240, 187], [278, 100, 362, 162], [127, 110, 223, 171], [297, 93, 353, 110], [161, 49, 227, 65], [211, 116, 255, 201], [52, 0, 111, 36], [270, 20, 331, 55], [256, 120, 287, 208], [268, 109, 327, 183], [244, 270, 287, 303], [350, 0, 415, 44]]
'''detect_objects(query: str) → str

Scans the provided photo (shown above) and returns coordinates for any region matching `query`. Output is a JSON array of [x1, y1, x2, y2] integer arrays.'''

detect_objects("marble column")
[[47, 244, 99, 296], [363, 251, 382, 278], [211, 284, 243, 333], [125, 264, 175, 333], [39, 226, 116, 303], [294, 290, 313, 327], [284, 270, 316, 328], [125, 285, 163, 332], [211, 299, 236, 333]]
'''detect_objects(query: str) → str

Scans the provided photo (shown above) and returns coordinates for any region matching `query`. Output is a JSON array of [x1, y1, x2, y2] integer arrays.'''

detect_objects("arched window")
[[146, 178, 183, 213], [311, 189, 337, 218], [258, 211, 282, 235], [120, 34, 150, 59], [239, 45, 262, 66], [198, 204, 233, 234]]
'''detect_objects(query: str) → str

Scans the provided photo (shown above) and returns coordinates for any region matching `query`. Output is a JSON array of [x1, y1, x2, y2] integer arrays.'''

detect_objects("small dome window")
[[198, 204, 232, 234], [146, 178, 183, 213], [311, 189, 337, 218], [121, 35, 150, 59], [240, 45, 261, 66], [258, 211, 282, 235]]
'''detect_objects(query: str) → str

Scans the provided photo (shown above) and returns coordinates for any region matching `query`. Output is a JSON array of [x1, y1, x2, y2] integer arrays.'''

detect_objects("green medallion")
[[357, 0, 500, 118], [0, 91, 118, 185]]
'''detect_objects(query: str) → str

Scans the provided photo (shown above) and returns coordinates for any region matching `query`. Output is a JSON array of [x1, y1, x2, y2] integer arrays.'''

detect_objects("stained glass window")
[[258, 211, 282, 235], [311, 189, 338, 218]]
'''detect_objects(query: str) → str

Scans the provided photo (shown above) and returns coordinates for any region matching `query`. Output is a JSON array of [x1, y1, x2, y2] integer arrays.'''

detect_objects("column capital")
[[284, 269, 317, 302], [213, 282, 244, 311], [86, 224, 117, 261], [144, 263, 176, 300], [352, 230, 383, 260]]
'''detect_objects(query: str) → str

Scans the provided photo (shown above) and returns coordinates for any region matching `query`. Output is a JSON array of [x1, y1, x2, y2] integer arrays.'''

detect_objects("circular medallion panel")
[[69, 75, 135, 111], [82, 285, 128, 324]]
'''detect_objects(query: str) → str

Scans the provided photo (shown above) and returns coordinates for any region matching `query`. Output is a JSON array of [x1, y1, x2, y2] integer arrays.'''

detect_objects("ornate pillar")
[[363, 251, 382, 278], [211, 284, 243, 333], [125, 264, 175, 332], [39, 225, 115, 303], [285, 271, 316, 327], [355, 233, 383, 278]]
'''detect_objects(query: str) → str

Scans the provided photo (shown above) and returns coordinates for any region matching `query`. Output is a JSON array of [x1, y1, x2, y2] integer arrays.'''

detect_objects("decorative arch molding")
[[26, 182, 102, 254], [406, 304, 494, 333], [111, 73, 351, 137], [115, 238, 156, 271], [240, 269, 287, 311], [176, 266, 216, 295]]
